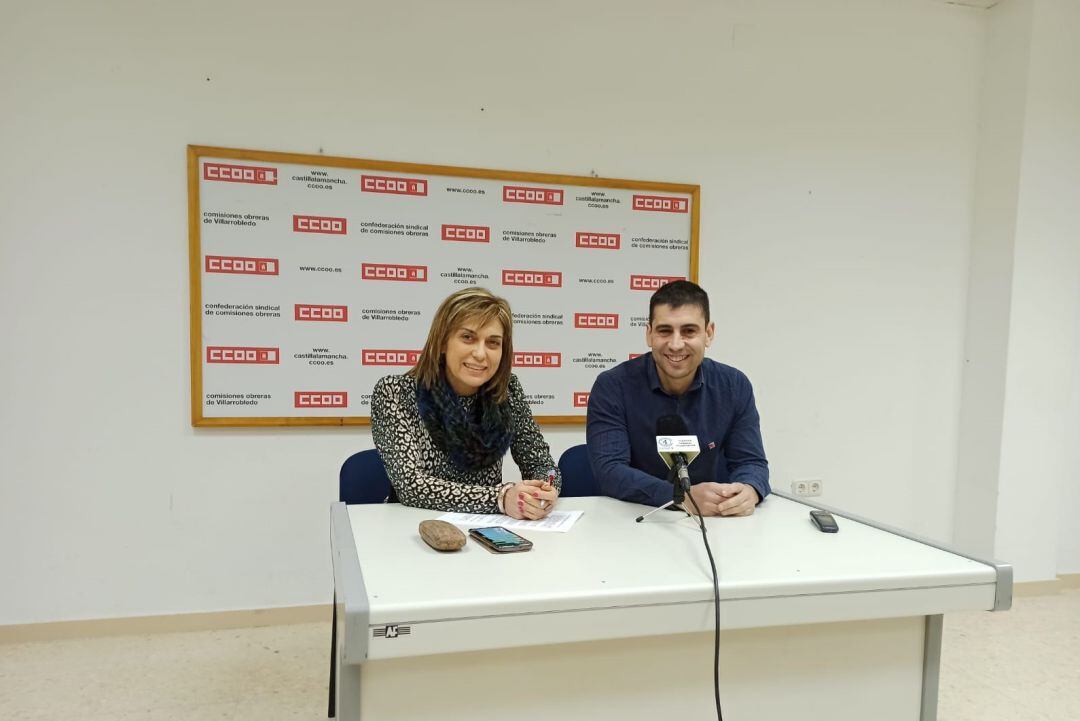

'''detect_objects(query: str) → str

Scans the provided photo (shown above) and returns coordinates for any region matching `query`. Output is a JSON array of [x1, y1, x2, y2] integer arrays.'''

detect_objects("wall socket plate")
[[791, 479, 823, 497]]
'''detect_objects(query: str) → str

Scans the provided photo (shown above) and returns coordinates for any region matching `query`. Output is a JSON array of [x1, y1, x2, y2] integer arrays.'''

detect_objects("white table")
[[330, 494, 1010, 721]]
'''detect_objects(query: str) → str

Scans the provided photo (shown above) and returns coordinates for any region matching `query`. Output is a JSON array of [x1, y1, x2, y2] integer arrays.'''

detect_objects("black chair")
[[330, 449, 392, 717], [557, 444, 600, 497]]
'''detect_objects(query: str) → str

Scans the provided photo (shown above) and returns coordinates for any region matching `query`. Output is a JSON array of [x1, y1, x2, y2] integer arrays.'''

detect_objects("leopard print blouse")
[[370, 373, 562, 512]]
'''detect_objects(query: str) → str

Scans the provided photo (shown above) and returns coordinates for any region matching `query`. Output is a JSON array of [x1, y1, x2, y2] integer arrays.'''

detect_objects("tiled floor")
[[0, 623, 327, 721], [2, 589, 1077, 720], [937, 588, 1080, 721]]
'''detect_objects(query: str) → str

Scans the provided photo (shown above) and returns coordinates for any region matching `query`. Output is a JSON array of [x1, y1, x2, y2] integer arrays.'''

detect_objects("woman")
[[371, 287, 561, 518]]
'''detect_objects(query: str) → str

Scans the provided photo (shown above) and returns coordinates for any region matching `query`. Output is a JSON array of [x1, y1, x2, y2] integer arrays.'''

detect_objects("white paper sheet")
[[436, 510, 584, 533]]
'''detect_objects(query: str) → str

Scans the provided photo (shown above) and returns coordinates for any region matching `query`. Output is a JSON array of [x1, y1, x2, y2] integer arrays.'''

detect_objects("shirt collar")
[[644, 353, 706, 397]]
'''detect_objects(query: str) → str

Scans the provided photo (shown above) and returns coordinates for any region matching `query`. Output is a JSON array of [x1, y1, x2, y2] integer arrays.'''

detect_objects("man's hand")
[[682, 481, 726, 516], [682, 482, 759, 517], [716, 483, 759, 516]]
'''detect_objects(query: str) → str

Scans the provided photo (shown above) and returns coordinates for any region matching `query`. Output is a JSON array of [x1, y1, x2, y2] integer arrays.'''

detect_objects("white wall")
[[0, 0, 1004, 624], [1061, 348, 1080, 574], [950, 0, 1080, 582], [994, 0, 1080, 580], [953, 0, 1032, 563]]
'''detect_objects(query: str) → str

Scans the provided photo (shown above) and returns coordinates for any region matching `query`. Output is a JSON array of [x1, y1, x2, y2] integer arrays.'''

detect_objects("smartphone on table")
[[469, 526, 533, 553], [809, 509, 840, 533]]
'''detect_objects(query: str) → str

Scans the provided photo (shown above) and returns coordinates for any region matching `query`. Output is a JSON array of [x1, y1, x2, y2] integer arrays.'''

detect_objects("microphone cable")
[[682, 490, 724, 721]]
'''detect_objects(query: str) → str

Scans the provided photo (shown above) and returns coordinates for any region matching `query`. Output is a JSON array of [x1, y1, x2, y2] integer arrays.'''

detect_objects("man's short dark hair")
[[649, 280, 710, 325]]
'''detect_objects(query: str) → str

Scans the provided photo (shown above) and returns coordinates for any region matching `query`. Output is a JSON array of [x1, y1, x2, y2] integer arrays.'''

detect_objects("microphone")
[[655, 414, 700, 492], [636, 415, 703, 523]]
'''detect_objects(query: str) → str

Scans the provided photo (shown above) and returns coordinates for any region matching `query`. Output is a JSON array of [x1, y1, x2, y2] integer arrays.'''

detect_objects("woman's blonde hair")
[[408, 287, 514, 403]]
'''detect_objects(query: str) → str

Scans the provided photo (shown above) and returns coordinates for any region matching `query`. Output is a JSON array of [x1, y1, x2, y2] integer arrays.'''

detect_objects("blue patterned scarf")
[[416, 374, 513, 470]]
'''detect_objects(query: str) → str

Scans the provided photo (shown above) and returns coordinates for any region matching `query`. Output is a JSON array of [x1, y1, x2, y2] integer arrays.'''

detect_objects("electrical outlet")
[[792, 479, 822, 497]]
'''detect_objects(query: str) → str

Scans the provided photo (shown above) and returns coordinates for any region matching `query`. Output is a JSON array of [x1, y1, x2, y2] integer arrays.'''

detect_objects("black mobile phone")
[[469, 526, 533, 553], [810, 510, 839, 533]]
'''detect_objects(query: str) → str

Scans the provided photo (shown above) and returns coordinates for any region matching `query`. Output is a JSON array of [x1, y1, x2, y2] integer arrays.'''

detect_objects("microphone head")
[[656, 414, 689, 436]]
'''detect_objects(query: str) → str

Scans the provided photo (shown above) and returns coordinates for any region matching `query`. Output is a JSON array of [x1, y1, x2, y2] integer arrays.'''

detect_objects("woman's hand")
[[505, 478, 559, 520]]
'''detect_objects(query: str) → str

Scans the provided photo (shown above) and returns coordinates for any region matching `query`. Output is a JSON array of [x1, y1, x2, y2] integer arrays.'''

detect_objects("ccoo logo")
[[203, 162, 277, 185], [207, 346, 279, 364], [361, 175, 427, 196], [573, 392, 590, 408], [503, 185, 564, 205], [630, 274, 685, 291], [205, 255, 278, 276], [512, 352, 561, 368], [632, 194, 689, 213], [361, 349, 422, 366], [295, 304, 348, 322], [294, 391, 347, 408], [575, 232, 621, 250], [442, 224, 490, 242], [574, 313, 619, 329], [501, 270, 562, 288], [361, 263, 428, 282], [293, 215, 347, 234]]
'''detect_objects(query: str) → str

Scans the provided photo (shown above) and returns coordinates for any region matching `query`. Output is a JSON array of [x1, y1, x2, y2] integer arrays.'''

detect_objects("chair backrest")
[[557, 444, 600, 497], [339, 449, 393, 504]]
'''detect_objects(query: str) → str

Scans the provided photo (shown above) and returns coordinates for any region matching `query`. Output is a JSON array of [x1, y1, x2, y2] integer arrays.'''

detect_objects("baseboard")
[[1059, 572, 1080, 590], [0, 604, 332, 644], [1013, 573, 1080, 597]]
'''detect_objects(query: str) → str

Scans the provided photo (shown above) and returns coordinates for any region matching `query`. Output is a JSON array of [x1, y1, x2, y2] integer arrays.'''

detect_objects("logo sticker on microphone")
[[655, 436, 701, 454]]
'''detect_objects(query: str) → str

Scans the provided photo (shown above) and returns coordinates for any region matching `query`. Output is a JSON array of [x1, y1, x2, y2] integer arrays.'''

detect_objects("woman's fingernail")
[[532, 493, 540, 498]]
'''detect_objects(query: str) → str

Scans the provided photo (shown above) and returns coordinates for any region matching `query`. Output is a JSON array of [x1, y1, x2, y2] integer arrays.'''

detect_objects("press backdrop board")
[[188, 146, 699, 426]]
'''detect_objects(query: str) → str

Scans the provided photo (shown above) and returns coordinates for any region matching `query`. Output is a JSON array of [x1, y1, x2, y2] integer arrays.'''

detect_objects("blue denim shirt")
[[586, 354, 770, 507]]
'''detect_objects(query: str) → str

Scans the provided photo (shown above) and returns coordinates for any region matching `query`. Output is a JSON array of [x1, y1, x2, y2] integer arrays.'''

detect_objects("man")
[[586, 280, 769, 516]]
